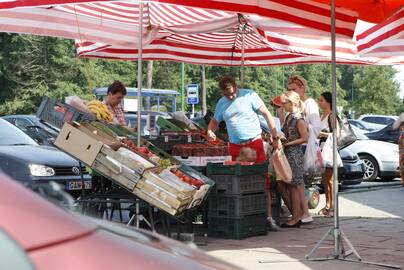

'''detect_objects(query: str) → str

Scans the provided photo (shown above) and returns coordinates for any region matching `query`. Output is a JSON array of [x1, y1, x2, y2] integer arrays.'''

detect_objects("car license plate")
[[66, 180, 92, 190]]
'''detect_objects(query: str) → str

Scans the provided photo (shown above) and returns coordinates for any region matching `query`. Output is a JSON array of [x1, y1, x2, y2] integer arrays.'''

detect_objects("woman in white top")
[[281, 75, 320, 224], [318, 92, 340, 217]]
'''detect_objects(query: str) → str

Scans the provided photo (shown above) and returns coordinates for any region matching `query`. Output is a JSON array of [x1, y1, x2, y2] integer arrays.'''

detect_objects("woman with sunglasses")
[[278, 91, 309, 227]]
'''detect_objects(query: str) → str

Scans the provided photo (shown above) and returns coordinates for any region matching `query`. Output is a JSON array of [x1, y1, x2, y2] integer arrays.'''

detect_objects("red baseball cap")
[[272, 95, 282, 107]]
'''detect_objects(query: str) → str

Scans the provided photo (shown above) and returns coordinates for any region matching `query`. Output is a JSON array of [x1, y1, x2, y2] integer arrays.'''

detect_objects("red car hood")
[[0, 174, 96, 251]]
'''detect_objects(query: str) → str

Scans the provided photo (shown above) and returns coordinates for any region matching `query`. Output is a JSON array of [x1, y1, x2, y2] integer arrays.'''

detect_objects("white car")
[[345, 126, 400, 181], [358, 114, 398, 127]]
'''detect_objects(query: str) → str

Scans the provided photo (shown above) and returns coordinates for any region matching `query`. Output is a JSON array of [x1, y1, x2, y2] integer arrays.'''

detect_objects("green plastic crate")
[[210, 174, 266, 195], [157, 117, 184, 132], [208, 193, 267, 217], [206, 162, 268, 176], [208, 214, 268, 239]]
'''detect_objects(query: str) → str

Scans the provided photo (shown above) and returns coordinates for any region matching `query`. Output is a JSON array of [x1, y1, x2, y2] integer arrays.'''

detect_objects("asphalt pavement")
[[200, 183, 404, 270]]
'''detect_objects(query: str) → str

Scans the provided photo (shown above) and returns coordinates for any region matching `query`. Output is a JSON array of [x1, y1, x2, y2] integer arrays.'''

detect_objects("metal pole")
[[181, 62, 185, 112], [136, 1, 143, 147], [240, 32, 245, 88], [331, 0, 340, 256]]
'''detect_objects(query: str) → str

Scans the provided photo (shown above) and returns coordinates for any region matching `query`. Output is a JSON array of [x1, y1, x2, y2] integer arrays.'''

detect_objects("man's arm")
[[207, 118, 219, 141], [258, 105, 281, 149]]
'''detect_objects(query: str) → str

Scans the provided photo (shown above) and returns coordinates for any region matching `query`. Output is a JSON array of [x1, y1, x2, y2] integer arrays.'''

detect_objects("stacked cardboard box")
[[55, 122, 209, 215]]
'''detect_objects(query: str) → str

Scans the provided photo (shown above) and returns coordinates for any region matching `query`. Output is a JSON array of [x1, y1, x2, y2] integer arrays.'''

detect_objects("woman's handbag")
[[337, 117, 357, 150], [271, 148, 292, 184], [328, 115, 357, 150]]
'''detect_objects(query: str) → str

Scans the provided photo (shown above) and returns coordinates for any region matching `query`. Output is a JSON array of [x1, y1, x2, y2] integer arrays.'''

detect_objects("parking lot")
[[201, 180, 404, 270]]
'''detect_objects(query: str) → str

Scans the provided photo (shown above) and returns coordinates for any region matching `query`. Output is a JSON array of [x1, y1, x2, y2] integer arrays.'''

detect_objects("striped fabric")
[[356, 7, 404, 64], [71, 2, 367, 65], [0, 0, 117, 9], [75, 40, 368, 66]]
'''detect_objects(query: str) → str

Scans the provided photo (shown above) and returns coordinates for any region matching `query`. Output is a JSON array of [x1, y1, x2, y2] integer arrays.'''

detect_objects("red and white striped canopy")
[[71, 1, 367, 66], [0, 0, 358, 43], [357, 7, 404, 65]]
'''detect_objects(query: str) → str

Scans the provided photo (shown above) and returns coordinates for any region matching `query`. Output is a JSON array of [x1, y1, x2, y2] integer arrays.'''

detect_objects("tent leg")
[[137, 1, 144, 147], [305, 1, 400, 268]]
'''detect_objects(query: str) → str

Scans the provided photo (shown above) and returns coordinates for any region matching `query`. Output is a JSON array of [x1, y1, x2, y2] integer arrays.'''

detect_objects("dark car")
[[0, 173, 238, 270], [0, 118, 91, 197], [339, 148, 365, 185], [2, 115, 59, 146], [365, 122, 400, 144]]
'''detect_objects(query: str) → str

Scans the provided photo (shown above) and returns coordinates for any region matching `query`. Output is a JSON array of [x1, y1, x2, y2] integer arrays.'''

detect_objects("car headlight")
[[29, 164, 55, 177]]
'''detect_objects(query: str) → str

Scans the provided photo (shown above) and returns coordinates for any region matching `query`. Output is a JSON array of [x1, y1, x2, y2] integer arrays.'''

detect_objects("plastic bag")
[[170, 111, 198, 130], [322, 135, 343, 168], [304, 129, 325, 176], [65, 96, 93, 115], [271, 149, 292, 184]]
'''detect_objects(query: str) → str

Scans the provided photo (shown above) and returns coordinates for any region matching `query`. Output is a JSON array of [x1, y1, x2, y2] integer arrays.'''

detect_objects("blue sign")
[[186, 84, 199, 105]]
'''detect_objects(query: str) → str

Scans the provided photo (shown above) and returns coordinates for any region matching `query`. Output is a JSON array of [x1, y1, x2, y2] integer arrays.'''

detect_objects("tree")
[[352, 66, 401, 116]]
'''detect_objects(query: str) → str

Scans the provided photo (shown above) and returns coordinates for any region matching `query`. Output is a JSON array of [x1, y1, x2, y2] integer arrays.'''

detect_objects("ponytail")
[[297, 100, 305, 114]]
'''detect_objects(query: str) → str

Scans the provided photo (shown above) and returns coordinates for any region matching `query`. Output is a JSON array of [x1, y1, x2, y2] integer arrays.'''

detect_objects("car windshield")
[[351, 125, 369, 140], [0, 120, 38, 146]]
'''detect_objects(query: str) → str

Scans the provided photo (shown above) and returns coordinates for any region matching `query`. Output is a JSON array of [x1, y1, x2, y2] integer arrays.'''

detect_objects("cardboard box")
[[92, 155, 140, 191], [173, 156, 203, 166], [188, 184, 210, 209], [141, 172, 195, 198], [55, 122, 104, 166], [200, 156, 232, 166], [100, 145, 156, 175], [133, 189, 185, 216], [135, 178, 191, 210]]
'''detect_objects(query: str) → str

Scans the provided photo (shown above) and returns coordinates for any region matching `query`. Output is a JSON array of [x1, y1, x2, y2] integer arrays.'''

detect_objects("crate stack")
[[206, 163, 272, 240]]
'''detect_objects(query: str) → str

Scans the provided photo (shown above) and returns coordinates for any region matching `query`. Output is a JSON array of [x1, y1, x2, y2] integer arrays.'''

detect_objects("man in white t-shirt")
[[275, 75, 320, 224], [277, 75, 321, 136]]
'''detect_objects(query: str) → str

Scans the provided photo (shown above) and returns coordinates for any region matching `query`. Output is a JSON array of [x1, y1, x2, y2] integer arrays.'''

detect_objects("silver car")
[[345, 126, 400, 181]]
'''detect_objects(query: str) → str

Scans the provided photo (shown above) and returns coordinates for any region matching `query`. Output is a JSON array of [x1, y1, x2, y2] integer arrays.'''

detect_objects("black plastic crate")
[[210, 174, 266, 195], [206, 162, 268, 176], [37, 97, 95, 128], [270, 188, 282, 207], [271, 204, 281, 224], [209, 193, 267, 217], [208, 214, 267, 239]]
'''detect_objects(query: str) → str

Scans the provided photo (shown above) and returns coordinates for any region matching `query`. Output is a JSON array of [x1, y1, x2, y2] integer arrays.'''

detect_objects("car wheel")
[[359, 154, 379, 181]]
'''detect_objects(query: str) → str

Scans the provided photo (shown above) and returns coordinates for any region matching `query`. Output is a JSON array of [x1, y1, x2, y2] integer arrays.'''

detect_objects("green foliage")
[[0, 34, 401, 118], [351, 66, 400, 116]]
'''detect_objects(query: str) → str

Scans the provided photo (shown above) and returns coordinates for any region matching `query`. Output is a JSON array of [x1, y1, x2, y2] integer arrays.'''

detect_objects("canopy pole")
[[136, 1, 143, 147], [240, 32, 245, 88], [181, 62, 185, 112], [305, 2, 401, 268]]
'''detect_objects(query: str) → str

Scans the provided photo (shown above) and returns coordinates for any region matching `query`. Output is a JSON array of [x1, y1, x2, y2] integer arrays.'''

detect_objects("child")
[[236, 147, 257, 162]]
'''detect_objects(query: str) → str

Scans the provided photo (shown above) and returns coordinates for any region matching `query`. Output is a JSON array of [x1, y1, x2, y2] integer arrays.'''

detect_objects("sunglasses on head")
[[289, 77, 304, 87]]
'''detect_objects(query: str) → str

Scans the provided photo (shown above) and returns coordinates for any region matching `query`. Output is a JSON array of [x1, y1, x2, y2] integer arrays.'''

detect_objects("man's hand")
[[272, 138, 282, 150], [207, 130, 217, 141]]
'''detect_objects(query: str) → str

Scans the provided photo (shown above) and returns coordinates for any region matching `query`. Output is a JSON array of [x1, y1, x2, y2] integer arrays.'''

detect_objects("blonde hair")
[[288, 75, 308, 92], [281, 90, 305, 114]]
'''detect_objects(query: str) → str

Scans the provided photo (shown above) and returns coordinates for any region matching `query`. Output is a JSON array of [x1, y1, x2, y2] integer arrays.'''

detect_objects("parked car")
[[365, 122, 401, 144], [346, 126, 400, 181], [338, 148, 365, 185], [0, 173, 238, 270], [2, 115, 59, 146], [348, 119, 384, 132], [358, 114, 398, 126], [0, 118, 91, 197]]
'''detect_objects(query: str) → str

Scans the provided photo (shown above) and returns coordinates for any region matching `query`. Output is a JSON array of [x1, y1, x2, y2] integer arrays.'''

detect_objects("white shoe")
[[301, 216, 314, 224], [267, 217, 279, 231]]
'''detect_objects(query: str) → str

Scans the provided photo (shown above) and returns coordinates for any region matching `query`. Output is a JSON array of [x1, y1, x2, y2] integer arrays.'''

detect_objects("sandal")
[[324, 208, 334, 218], [317, 207, 329, 216]]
